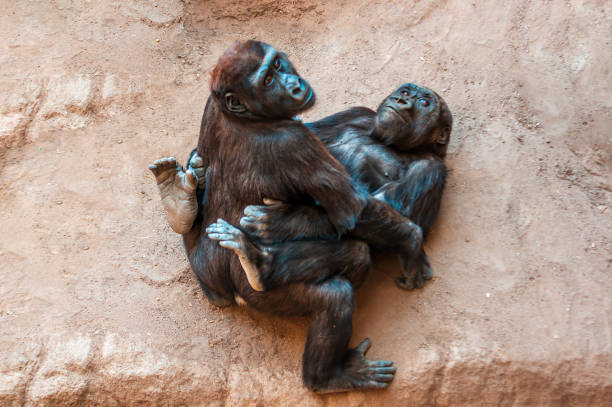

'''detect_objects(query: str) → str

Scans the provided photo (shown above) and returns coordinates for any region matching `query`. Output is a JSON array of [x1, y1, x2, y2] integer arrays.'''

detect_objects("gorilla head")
[[373, 83, 452, 157]]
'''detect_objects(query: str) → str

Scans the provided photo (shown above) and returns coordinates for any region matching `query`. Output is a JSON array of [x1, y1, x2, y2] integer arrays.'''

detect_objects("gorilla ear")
[[224, 92, 247, 114], [435, 127, 451, 145]]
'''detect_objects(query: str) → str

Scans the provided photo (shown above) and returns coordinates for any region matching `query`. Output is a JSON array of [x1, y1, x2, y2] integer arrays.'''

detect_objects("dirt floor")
[[0, 0, 611, 405]]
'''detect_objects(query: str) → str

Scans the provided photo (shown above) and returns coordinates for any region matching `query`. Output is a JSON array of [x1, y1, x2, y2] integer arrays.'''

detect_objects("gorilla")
[[203, 83, 451, 290], [149, 41, 441, 392]]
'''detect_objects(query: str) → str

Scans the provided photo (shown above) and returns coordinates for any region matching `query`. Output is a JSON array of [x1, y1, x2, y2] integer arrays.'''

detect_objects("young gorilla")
[[312, 83, 452, 239], [149, 40, 434, 392], [193, 84, 451, 291], [229, 83, 452, 289]]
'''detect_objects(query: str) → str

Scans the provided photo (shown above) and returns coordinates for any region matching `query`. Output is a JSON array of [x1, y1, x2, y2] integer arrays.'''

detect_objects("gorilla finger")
[[368, 360, 394, 368], [160, 157, 176, 167], [219, 241, 240, 250], [366, 381, 388, 389], [185, 169, 197, 188], [216, 218, 233, 227], [206, 225, 230, 234], [239, 216, 258, 228], [208, 225, 239, 236], [370, 367, 397, 376], [207, 233, 231, 240], [395, 277, 415, 290], [355, 338, 372, 355], [205, 224, 224, 232], [220, 223, 241, 234], [244, 206, 266, 217], [374, 374, 395, 382], [208, 220, 232, 230]]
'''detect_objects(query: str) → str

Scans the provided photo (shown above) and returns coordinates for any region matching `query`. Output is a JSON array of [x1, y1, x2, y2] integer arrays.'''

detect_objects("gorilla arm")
[[265, 128, 367, 238], [240, 200, 339, 243], [372, 156, 447, 237]]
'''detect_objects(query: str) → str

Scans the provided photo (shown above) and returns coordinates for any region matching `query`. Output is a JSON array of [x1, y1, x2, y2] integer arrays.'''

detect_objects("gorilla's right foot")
[[310, 339, 396, 393], [149, 157, 198, 234], [206, 219, 268, 292]]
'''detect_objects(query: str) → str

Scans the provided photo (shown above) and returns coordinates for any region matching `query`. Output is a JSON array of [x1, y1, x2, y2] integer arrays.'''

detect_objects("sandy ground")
[[0, 0, 611, 405]]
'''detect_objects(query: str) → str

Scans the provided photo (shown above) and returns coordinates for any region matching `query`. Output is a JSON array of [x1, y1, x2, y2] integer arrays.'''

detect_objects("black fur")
[[184, 41, 407, 393], [241, 84, 452, 290]]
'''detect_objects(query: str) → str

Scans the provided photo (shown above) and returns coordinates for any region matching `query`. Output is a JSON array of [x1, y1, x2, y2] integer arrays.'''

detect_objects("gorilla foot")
[[206, 219, 267, 291], [149, 157, 198, 234], [186, 150, 206, 187], [310, 339, 396, 393], [396, 251, 433, 290]]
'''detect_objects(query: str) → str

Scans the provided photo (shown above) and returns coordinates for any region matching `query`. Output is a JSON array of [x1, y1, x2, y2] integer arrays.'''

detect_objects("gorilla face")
[[373, 83, 450, 153], [221, 42, 316, 120]]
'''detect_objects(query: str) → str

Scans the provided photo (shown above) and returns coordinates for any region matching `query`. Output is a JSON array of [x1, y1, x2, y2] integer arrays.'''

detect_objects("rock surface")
[[0, 0, 610, 405]]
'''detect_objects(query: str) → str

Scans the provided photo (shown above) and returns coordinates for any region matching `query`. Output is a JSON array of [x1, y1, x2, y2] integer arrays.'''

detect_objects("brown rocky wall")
[[0, 0, 610, 405]]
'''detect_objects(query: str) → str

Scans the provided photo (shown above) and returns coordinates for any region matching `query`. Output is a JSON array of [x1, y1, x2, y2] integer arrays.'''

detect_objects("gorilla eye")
[[264, 75, 273, 86], [273, 56, 281, 70], [418, 98, 430, 107]]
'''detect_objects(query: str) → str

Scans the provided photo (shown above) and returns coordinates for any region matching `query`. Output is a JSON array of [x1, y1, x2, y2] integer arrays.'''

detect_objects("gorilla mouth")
[[299, 87, 314, 109], [384, 105, 409, 124]]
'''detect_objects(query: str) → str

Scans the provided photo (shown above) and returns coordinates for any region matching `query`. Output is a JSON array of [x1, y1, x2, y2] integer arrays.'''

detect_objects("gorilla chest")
[[330, 138, 401, 190], [356, 156, 401, 191]]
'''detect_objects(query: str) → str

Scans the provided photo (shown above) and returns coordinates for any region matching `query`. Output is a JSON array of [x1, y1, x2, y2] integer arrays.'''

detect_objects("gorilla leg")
[[350, 197, 430, 289], [182, 222, 235, 308], [207, 219, 371, 290], [373, 158, 446, 237], [149, 149, 208, 235], [239, 197, 429, 290], [243, 277, 395, 393], [264, 238, 371, 289]]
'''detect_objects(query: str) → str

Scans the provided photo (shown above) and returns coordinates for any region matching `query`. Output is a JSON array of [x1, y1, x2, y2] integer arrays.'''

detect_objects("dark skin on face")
[[223, 45, 315, 120], [373, 83, 451, 153], [177, 40, 432, 393]]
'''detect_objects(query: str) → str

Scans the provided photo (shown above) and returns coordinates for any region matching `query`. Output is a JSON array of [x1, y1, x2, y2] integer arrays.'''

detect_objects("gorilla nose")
[[291, 86, 302, 96], [289, 80, 307, 100], [393, 97, 413, 109], [282, 73, 306, 99]]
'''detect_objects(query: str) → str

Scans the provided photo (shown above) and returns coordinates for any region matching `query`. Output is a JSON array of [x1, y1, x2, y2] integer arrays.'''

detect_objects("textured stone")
[[27, 334, 92, 406], [0, 81, 43, 153], [42, 75, 94, 118]]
